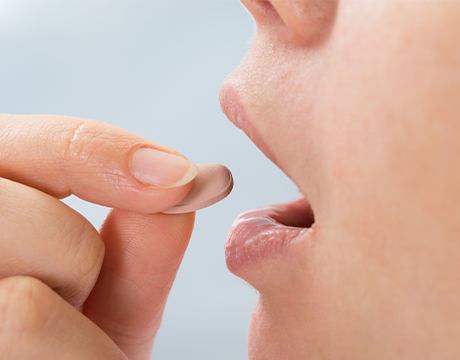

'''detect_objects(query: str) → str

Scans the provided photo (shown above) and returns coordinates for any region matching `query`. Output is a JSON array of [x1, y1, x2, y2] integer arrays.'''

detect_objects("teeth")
[[235, 207, 276, 219], [231, 215, 276, 227]]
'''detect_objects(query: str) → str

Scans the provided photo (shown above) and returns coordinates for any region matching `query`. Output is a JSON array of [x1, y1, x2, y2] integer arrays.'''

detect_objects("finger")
[[0, 177, 104, 308], [0, 276, 127, 360], [0, 114, 197, 213], [84, 209, 195, 360]]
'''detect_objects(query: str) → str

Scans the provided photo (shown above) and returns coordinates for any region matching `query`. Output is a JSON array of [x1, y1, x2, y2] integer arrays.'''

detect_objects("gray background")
[[0, 1, 299, 358]]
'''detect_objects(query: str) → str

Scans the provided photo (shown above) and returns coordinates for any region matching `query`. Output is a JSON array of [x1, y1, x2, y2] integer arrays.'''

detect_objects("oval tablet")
[[162, 163, 233, 214]]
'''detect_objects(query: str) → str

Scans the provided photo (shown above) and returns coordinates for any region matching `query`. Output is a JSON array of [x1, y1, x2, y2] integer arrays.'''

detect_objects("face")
[[221, 0, 460, 359]]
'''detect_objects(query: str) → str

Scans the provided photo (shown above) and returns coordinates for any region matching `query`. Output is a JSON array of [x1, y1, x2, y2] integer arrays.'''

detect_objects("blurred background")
[[0, 1, 299, 358]]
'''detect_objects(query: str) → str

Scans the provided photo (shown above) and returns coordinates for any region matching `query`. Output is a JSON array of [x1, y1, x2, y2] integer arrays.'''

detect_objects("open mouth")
[[225, 196, 316, 273], [220, 83, 317, 272]]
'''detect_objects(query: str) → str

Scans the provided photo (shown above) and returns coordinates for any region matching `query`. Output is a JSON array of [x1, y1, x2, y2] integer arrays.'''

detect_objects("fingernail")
[[130, 147, 197, 188]]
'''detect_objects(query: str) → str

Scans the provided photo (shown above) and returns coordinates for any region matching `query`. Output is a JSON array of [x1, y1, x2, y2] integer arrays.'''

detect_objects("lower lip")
[[225, 198, 316, 273]]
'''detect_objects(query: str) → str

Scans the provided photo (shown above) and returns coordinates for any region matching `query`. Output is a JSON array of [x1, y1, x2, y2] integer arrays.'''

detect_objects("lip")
[[220, 83, 316, 272], [225, 197, 316, 273], [219, 84, 279, 167]]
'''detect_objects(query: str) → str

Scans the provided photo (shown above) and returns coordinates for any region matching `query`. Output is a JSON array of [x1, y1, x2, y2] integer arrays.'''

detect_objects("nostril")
[[270, 0, 338, 45], [241, 0, 284, 25], [242, 0, 338, 46]]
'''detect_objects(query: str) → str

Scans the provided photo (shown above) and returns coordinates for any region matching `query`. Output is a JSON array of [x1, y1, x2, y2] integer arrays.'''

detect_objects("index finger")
[[0, 114, 197, 213]]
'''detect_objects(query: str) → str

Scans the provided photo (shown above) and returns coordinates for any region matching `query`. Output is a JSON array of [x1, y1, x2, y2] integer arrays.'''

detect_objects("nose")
[[243, 0, 338, 45]]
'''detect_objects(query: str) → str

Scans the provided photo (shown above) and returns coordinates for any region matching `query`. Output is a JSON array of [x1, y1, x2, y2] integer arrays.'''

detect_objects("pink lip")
[[219, 84, 279, 167], [220, 84, 316, 272], [225, 198, 316, 273]]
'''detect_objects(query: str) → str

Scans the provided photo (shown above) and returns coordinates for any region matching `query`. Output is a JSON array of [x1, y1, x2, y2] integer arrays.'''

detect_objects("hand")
[[0, 114, 197, 359]]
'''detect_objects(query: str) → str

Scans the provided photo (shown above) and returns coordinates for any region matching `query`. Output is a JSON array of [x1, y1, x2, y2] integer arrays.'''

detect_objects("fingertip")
[[85, 208, 196, 356], [111, 179, 195, 214], [0, 114, 198, 215]]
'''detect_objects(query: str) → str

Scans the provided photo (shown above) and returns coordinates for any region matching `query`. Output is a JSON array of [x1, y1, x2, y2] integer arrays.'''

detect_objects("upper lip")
[[219, 83, 279, 167], [219, 83, 249, 132]]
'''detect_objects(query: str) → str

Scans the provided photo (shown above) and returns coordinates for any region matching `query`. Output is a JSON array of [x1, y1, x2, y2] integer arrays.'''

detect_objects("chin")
[[248, 297, 313, 360]]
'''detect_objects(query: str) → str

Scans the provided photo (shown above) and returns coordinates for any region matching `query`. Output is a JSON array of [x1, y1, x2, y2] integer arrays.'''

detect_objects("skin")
[[221, 0, 460, 359], [1, 0, 460, 359], [0, 115, 196, 359]]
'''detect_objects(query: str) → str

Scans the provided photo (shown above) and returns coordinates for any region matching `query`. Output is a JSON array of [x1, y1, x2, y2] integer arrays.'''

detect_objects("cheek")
[[318, 0, 460, 218], [313, 1, 460, 290]]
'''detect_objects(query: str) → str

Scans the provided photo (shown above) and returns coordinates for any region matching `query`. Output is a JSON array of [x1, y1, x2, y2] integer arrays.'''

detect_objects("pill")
[[162, 163, 233, 214]]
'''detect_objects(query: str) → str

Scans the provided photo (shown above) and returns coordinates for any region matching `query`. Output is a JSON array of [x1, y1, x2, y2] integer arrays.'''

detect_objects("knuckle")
[[62, 118, 108, 164], [0, 276, 53, 336]]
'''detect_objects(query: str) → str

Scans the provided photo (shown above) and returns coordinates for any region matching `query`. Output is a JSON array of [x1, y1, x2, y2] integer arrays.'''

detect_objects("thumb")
[[83, 208, 195, 360]]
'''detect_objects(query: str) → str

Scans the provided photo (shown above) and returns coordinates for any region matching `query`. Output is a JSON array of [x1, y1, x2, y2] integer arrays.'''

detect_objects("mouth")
[[220, 84, 317, 273], [225, 197, 316, 273]]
